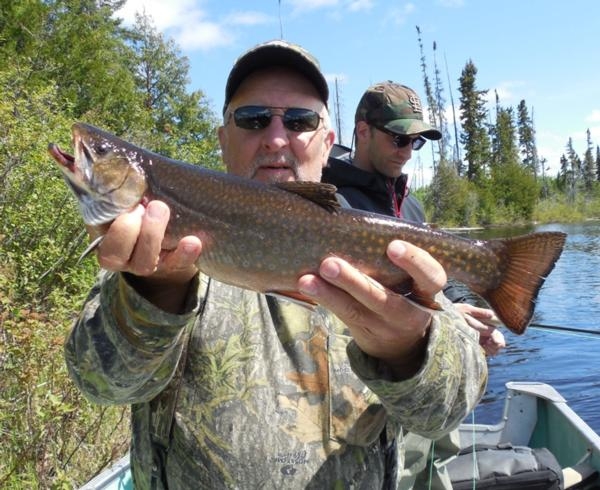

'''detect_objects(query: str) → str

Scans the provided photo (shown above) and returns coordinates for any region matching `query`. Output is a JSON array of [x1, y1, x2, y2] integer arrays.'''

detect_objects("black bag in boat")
[[446, 443, 564, 489]]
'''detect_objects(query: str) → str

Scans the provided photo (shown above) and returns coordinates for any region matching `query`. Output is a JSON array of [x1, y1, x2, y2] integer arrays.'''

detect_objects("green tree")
[[458, 59, 491, 182], [490, 94, 520, 171], [426, 162, 479, 226], [432, 40, 450, 164], [33, 0, 144, 130], [416, 26, 440, 171], [582, 129, 595, 192], [517, 100, 539, 179], [596, 145, 600, 182], [488, 97, 534, 219], [562, 139, 580, 203], [127, 12, 221, 167], [0, 3, 222, 486]]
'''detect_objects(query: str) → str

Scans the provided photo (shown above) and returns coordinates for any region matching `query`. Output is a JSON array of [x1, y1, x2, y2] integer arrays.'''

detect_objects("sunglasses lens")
[[392, 135, 412, 148], [283, 108, 320, 132], [412, 136, 426, 151], [233, 106, 272, 130], [233, 106, 320, 132]]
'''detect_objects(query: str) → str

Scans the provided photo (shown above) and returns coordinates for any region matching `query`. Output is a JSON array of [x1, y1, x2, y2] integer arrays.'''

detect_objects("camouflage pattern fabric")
[[354, 81, 442, 140], [65, 271, 487, 489]]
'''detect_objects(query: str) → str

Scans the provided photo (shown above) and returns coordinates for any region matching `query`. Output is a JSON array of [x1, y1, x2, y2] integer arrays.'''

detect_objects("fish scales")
[[48, 123, 567, 334]]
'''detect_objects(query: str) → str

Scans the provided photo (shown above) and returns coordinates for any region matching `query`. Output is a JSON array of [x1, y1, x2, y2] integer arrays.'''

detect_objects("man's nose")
[[261, 115, 290, 152]]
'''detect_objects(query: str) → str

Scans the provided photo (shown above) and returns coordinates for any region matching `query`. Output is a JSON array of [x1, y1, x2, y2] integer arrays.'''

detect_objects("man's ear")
[[321, 128, 336, 166], [355, 121, 370, 142]]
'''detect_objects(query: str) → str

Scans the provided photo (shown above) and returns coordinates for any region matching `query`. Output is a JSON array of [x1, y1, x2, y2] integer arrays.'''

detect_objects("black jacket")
[[323, 144, 424, 223]]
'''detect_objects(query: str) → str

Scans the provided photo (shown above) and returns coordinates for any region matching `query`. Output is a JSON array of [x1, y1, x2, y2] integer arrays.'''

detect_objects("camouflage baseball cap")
[[224, 40, 329, 114], [355, 81, 441, 140]]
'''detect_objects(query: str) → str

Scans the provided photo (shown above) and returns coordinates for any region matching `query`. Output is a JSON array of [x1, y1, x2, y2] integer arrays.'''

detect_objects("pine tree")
[[458, 59, 491, 182], [582, 129, 596, 192], [596, 145, 600, 182], [517, 100, 539, 179], [490, 95, 537, 219], [491, 94, 520, 169], [432, 41, 449, 163], [416, 26, 439, 170], [565, 138, 580, 202]]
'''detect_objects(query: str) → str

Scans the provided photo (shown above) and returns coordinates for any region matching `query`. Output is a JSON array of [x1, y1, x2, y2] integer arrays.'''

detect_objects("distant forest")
[[411, 25, 600, 226], [0, 3, 598, 488]]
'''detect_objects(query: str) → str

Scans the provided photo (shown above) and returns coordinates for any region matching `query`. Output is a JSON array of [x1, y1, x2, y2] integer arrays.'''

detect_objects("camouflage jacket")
[[65, 271, 487, 489]]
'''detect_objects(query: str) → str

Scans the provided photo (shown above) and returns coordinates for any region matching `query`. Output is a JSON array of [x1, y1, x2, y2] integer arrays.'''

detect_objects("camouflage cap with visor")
[[355, 81, 442, 140], [224, 39, 329, 114]]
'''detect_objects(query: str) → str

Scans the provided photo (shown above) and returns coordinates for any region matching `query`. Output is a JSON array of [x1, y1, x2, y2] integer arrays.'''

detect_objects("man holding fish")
[[62, 40, 492, 489]]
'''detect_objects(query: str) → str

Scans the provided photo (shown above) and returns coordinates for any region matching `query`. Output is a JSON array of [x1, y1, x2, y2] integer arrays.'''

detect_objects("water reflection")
[[460, 222, 600, 432]]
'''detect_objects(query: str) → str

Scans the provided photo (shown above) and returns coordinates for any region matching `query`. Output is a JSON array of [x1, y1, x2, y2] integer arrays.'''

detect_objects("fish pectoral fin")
[[274, 181, 341, 213], [78, 235, 105, 264], [266, 291, 318, 309]]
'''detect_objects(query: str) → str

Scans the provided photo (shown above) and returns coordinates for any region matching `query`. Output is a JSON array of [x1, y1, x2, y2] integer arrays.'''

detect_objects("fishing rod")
[[466, 313, 600, 339], [528, 322, 600, 339]]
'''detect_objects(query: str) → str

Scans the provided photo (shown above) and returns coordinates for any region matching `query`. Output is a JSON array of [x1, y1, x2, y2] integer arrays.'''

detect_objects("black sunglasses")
[[230, 105, 322, 133], [379, 127, 427, 151]]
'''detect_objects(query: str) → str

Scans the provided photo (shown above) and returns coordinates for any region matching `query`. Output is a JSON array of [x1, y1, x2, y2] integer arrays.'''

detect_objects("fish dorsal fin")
[[275, 181, 341, 213]]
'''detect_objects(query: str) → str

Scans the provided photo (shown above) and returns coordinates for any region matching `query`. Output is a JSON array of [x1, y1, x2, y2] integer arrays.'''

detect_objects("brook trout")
[[49, 123, 566, 335]]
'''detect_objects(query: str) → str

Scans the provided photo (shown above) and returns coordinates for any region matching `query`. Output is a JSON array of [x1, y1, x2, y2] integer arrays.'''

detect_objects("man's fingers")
[[129, 201, 170, 275], [96, 205, 145, 270], [316, 256, 392, 314], [157, 236, 202, 278], [387, 240, 447, 297]]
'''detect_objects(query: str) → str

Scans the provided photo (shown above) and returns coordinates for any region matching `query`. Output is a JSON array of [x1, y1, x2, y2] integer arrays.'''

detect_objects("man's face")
[[218, 67, 334, 184], [356, 122, 413, 178]]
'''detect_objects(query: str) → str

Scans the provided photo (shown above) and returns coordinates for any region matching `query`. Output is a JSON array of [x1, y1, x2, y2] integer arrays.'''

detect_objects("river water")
[[463, 221, 600, 434]]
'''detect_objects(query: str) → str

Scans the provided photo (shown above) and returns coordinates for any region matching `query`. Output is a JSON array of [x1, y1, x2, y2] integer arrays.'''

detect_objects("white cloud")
[[586, 109, 600, 123], [385, 3, 416, 25], [115, 0, 199, 31], [176, 18, 234, 51], [348, 0, 374, 12], [485, 81, 526, 107], [115, 0, 238, 51]]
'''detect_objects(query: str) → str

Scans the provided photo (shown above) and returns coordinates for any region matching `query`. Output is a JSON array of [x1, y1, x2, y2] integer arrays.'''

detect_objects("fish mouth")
[[48, 143, 75, 171], [48, 143, 88, 197]]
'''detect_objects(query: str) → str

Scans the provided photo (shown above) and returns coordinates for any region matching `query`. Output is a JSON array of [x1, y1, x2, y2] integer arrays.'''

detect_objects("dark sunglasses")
[[231, 105, 322, 132], [379, 127, 427, 151]]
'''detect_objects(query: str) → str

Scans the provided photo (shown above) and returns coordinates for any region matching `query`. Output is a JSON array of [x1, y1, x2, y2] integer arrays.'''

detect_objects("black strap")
[[380, 425, 398, 490]]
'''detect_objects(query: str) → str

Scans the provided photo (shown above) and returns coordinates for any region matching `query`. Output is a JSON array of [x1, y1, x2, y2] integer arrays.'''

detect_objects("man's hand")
[[297, 240, 447, 379], [455, 303, 506, 356], [87, 200, 202, 313]]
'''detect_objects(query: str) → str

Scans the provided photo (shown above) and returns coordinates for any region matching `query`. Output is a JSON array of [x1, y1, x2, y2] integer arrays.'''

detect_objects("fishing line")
[[427, 439, 435, 490], [528, 322, 600, 339]]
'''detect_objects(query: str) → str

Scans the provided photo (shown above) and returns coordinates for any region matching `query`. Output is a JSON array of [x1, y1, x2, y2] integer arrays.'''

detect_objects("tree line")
[[415, 25, 600, 226]]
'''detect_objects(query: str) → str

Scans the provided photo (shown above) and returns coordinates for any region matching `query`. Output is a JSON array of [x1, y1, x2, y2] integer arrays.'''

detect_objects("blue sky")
[[115, 0, 600, 186]]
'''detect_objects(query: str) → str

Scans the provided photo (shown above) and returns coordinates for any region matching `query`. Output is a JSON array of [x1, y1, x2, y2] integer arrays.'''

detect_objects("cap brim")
[[382, 119, 442, 140], [224, 41, 329, 113]]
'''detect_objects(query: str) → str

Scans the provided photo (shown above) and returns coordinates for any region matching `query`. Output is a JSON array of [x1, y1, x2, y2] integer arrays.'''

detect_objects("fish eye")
[[95, 142, 111, 156]]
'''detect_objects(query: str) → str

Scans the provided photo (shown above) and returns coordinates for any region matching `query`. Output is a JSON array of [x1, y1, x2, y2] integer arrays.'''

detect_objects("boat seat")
[[563, 462, 599, 489]]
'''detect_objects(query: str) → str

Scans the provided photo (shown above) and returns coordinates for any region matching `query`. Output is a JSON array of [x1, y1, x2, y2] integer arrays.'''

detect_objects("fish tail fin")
[[482, 232, 566, 335]]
